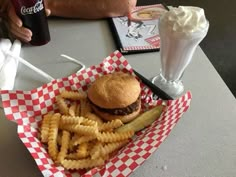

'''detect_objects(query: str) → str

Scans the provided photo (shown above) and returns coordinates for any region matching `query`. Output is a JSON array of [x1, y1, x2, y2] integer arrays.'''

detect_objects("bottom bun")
[[91, 103, 141, 123]]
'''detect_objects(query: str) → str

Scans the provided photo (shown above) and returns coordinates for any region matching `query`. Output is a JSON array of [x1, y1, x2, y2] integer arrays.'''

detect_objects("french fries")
[[40, 90, 133, 170], [40, 90, 164, 170]]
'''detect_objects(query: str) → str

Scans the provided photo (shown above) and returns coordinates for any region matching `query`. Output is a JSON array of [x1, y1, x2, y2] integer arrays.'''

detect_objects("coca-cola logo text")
[[21, 0, 44, 15]]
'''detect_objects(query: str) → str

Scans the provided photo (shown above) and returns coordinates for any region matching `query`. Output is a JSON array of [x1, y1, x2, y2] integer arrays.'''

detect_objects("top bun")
[[87, 72, 141, 109]]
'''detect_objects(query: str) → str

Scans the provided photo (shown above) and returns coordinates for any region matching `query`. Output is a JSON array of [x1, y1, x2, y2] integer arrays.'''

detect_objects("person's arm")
[[45, 0, 137, 19], [6, 0, 137, 42]]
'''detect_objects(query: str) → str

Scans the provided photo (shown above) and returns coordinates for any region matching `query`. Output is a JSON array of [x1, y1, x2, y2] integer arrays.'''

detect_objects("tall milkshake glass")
[[152, 6, 209, 98]]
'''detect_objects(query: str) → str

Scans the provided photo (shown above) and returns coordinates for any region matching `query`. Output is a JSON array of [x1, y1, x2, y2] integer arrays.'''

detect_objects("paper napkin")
[[0, 39, 21, 90]]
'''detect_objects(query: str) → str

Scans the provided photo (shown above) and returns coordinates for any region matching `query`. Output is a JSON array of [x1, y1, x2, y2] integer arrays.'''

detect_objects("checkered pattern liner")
[[0, 50, 192, 177]]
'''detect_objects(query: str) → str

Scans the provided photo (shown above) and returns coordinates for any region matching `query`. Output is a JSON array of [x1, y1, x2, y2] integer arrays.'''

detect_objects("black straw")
[[133, 69, 174, 100]]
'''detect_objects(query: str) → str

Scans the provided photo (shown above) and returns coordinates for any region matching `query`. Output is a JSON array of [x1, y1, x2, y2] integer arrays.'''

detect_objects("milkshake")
[[152, 6, 209, 98]]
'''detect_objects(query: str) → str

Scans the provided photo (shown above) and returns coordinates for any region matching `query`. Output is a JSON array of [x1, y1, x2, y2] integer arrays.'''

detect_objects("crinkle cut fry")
[[61, 90, 87, 100], [60, 115, 84, 125], [75, 124, 98, 136], [60, 115, 97, 126], [69, 102, 77, 116], [59, 124, 78, 132], [48, 113, 61, 161], [90, 141, 103, 159], [81, 118, 97, 127], [99, 119, 123, 131], [66, 153, 78, 160], [74, 135, 96, 145], [60, 124, 98, 137], [62, 158, 105, 170], [76, 142, 89, 159], [40, 113, 52, 143], [101, 140, 128, 156], [97, 131, 134, 143], [57, 130, 71, 163], [90, 140, 128, 159], [85, 112, 103, 125], [69, 134, 82, 151], [80, 99, 91, 117], [75, 103, 81, 116], [56, 95, 69, 115]]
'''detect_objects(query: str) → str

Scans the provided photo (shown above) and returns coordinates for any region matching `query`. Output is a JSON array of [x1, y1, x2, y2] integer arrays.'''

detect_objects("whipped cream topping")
[[160, 6, 208, 35]]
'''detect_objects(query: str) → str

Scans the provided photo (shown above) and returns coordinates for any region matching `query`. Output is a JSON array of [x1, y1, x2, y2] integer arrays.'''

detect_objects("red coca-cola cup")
[[11, 0, 50, 46]]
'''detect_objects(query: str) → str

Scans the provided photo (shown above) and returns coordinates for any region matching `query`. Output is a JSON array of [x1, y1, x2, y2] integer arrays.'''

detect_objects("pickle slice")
[[116, 105, 165, 133]]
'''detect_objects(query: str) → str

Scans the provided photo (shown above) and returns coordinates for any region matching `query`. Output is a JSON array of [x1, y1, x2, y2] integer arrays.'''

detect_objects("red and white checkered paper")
[[0, 50, 192, 177]]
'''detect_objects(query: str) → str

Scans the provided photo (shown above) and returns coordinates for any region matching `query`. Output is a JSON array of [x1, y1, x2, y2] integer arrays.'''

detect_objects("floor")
[[138, 0, 236, 98]]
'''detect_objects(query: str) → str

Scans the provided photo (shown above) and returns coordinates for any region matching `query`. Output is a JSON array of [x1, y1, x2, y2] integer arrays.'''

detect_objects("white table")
[[0, 19, 236, 177]]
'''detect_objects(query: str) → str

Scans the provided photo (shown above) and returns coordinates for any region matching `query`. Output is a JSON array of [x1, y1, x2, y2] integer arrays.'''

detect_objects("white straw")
[[60, 54, 86, 72], [3, 50, 54, 81]]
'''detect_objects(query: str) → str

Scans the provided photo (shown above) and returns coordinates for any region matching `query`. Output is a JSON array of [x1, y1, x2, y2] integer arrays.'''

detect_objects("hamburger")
[[87, 72, 141, 123]]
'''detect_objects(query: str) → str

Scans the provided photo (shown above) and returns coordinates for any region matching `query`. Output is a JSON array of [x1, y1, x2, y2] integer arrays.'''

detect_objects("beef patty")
[[88, 97, 141, 116]]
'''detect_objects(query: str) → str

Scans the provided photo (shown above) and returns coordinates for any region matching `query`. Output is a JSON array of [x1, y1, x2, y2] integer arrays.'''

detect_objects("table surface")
[[0, 19, 236, 177]]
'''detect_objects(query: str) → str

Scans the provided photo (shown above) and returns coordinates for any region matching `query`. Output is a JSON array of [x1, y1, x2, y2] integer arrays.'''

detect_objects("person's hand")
[[7, 2, 51, 43]]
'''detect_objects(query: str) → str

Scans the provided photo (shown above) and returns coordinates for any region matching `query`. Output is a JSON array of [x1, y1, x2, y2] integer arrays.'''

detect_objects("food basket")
[[0, 51, 191, 177]]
